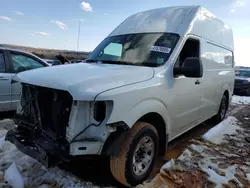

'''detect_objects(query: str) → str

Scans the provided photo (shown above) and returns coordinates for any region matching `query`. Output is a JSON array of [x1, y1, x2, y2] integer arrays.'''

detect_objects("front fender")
[[95, 77, 171, 134], [108, 98, 171, 134]]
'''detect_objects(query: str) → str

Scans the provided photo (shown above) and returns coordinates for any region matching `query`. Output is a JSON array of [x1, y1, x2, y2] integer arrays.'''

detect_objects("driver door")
[[169, 37, 203, 138], [9, 51, 45, 110]]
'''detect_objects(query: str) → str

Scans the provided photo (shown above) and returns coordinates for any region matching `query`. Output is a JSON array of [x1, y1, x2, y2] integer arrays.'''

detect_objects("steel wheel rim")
[[132, 136, 155, 176]]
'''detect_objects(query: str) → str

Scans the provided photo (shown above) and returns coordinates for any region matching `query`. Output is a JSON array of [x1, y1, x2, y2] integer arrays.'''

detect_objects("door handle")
[[195, 80, 201, 85], [0, 76, 9, 80]]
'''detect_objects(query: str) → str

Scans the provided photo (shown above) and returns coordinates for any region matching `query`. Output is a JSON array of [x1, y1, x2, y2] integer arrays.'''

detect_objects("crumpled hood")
[[13, 63, 154, 100]]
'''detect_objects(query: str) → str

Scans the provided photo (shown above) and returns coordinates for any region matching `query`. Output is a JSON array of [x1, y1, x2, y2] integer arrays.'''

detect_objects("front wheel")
[[110, 122, 159, 187]]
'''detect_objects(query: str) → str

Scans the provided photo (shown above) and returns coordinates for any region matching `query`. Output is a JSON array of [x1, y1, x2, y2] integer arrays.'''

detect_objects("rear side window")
[[205, 43, 233, 67], [0, 52, 6, 73]]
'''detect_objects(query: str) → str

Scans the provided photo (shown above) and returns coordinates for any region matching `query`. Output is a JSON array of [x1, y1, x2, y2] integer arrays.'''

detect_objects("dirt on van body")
[[137, 104, 250, 188]]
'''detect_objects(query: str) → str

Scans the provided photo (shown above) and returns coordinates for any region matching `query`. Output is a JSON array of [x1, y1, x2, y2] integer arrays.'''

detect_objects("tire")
[[212, 95, 228, 124], [110, 122, 159, 187]]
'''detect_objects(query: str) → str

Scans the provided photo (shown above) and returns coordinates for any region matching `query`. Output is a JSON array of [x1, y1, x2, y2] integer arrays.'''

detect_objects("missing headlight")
[[94, 101, 106, 122]]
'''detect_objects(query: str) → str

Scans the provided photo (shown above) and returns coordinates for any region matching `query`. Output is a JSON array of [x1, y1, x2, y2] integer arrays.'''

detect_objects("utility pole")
[[77, 20, 81, 56]]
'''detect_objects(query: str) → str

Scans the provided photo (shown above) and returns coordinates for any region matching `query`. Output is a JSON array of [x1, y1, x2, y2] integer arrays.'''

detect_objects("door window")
[[11, 53, 44, 73], [98, 43, 122, 61], [175, 38, 200, 67], [0, 52, 6, 73], [104, 43, 122, 56]]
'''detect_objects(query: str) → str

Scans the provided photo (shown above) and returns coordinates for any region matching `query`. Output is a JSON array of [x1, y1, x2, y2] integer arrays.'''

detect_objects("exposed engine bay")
[[5, 83, 117, 167]]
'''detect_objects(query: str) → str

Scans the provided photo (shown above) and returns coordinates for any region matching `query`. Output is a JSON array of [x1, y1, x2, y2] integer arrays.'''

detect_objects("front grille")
[[17, 84, 73, 141]]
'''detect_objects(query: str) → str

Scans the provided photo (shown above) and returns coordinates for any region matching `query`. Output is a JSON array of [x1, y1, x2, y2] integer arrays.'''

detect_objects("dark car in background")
[[234, 69, 250, 96]]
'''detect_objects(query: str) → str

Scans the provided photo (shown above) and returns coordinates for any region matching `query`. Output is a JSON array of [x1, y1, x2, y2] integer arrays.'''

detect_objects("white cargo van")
[[6, 5, 234, 186]]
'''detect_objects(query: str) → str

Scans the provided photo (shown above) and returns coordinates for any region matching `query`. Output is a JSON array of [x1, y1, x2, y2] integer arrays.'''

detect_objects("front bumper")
[[5, 128, 70, 167], [234, 85, 250, 95]]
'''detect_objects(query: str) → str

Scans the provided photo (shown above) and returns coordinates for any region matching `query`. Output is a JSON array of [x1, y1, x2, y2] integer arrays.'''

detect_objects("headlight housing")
[[89, 100, 113, 124], [93, 101, 106, 122]]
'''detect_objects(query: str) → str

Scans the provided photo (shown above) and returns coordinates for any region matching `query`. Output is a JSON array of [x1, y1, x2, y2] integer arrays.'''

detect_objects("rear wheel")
[[110, 122, 159, 187], [212, 94, 228, 124]]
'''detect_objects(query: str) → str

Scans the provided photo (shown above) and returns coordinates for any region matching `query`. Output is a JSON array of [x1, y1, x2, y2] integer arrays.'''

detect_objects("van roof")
[[109, 6, 196, 36], [109, 6, 233, 50]]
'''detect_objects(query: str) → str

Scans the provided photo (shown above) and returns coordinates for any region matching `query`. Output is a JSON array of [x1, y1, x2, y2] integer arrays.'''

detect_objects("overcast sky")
[[0, 0, 249, 66]]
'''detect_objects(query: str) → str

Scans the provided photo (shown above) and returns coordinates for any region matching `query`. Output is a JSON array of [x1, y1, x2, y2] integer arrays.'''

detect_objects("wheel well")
[[139, 113, 167, 156], [223, 90, 229, 109]]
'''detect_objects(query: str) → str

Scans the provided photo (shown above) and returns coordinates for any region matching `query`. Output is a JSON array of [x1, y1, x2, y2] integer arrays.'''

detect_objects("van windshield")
[[87, 33, 179, 67]]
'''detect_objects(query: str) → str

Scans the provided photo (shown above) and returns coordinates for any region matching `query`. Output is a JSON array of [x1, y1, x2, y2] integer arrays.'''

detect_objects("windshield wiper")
[[85, 59, 99, 63], [85, 59, 134, 65], [139, 62, 159, 67], [85, 59, 158, 67], [101, 60, 136, 66]]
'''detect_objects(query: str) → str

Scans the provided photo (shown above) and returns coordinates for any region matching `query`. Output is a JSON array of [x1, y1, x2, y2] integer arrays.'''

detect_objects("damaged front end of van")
[[5, 83, 114, 167], [5, 62, 154, 168]]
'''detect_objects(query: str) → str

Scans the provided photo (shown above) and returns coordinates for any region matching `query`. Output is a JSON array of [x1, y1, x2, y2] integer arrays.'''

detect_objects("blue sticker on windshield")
[[150, 46, 171, 53], [157, 57, 164, 64]]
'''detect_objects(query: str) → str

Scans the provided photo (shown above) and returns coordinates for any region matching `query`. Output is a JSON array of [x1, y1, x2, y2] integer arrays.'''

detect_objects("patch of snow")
[[0, 140, 112, 187], [0, 136, 5, 149], [178, 149, 192, 161], [161, 159, 175, 170], [0, 130, 7, 137], [232, 95, 250, 104], [247, 173, 250, 181], [199, 155, 242, 188], [203, 116, 240, 144], [0, 119, 12, 123], [189, 144, 207, 153], [219, 151, 239, 158], [4, 163, 24, 188], [202, 167, 228, 186]]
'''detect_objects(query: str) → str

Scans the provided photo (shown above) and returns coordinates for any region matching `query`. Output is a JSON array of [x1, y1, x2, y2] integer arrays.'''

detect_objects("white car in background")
[[0, 47, 49, 117]]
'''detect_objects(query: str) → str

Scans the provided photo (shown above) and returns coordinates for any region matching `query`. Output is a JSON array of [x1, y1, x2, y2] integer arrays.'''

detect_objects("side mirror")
[[173, 57, 203, 78]]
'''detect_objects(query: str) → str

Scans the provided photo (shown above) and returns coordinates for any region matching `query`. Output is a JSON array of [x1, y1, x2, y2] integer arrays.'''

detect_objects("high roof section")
[[109, 6, 233, 50], [109, 6, 195, 36]]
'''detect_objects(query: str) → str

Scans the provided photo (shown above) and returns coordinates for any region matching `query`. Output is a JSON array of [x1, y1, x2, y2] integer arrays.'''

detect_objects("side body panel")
[[199, 39, 234, 120], [0, 50, 12, 112]]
